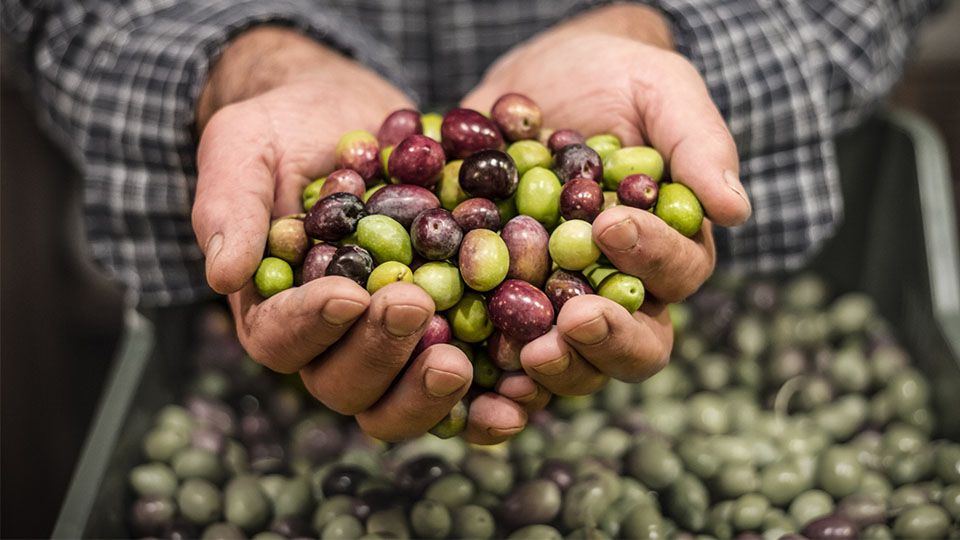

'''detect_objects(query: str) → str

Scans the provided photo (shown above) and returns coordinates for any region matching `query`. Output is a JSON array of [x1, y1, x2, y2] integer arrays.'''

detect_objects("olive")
[[322, 514, 364, 540], [357, 214, 413, 265], [313, 495, 357, 533], [365, 184, 441, 229], [172, 447, 224, 483], [620, 505, 667, 540], [303, 177, 326, 211], [800, 514, 858, 540], [942, 484, 960, 519], [320, 169, 368, 201], [507, 140, 552, 176], [861, 524, 895, 540], [224, 476, 270, 532], [602, 146, 664, 189], [501, 216, 552, 288], [731, 493, 770, 532], [492, 93, 542, 142], [325, 245, 375, 287], [367, 507, 411, 539], [143, 427, 191, 463], [760, 461, 809, 506], [410, 499, 452, 539], [936, 444, 960, 484], [429, 400, 469, 440], [892, 503, 950, 539], [411, 208, 463, 261], [387, 134, 445, 189], [424, 473, 475, 509], [789, 490, 834, 529], [305, 192, 366, 242], [488, 279, 554, 342], [453, 197, 501, 232], [273, 477, 311, 519], [459, 229, 510, 292], [836, 494, 886, 528], [459, 149, 519, 200], [626, 438, 682, 490], [547, 129, 586, 153], [463, 452, 515, 496], [500, 479, 562, 528], [616, 174, 659, 210], [597, 273, 645, 313], [323, 465, 370, 497], [442, 108, 504, 159], [413, 261, 464, 311], [667, 474, 710, 531], [549, 220, 601, 271], [422, 112, 443, 142], [366, 261, 415, 295], [889, 485, 930, 515], [585, 134, 621, 161], [827, 345, 871, 393], [201, 522, 246, 540], [716, 463, 761, 499], [515, 167, 563, 229], [130, 495, 178, 537], [486, 330, 524, 371], [508, 524, 564, 540], [687, 392, 731, 435], [677, 436, 722, 480], [396, 456, 453, 496], [335, 130, 381, 185], [175, 478, 222, 527], [378, 109, 422, 147], [129, 462, 180, 502], [452, 504, 496, 539]]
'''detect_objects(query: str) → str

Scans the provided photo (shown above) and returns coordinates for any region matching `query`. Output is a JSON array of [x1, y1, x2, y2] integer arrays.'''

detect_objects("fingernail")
[[205, 233, 224, 264], [487, 426, 524, 438], [424, 368, 467, 397], [598, 219, 638, 251], [383, 304, 431, 337], [723, 169, 752, 213], [531, 353, 570, 376], [566, 315, 609, 345], [321, 298, 366, 325]]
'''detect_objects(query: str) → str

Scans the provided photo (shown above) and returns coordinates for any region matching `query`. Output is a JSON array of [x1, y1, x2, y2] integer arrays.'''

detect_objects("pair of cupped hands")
[[192, 5, 751, 445]]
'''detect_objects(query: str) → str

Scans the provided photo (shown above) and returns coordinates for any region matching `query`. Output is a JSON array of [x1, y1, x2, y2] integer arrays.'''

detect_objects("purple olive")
[[304, 192, 366, 242], [501, 215, 551, 288], [537, 459, 576, 491], [396, 456, 453, 496], [487, 330, 523, 371], [488, 279, 555, 342], [388, 134, 446, 189], [301, 243, 338, 283], [544, 269, 594, 313], [617, 174, 659, 210], [412, 315, 453, 357], [129, 496, 177, 537], [491, 93, 542, 142], [836, 494, 887, 528], [559, 178, 604, 223], [441, 108, 504, 159], [322, 464, 370, 497], [270, 516, 312, 539], [378, 109, 422, 147], [411, 208, 464, 260], [553, 143, 603, 184], [364, 184, 441, 229], [547, 129, 585, 153], [452, 198, 501, 232], [319, 168, 367, 200], [459, 149, 519, 200], [325, 245, 374, 286], [335, 130, 381, 186], [801, 514, 859, 540]]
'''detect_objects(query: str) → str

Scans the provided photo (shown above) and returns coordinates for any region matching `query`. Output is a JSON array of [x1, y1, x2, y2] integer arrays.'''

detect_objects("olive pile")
[[126, 274, 960, 539], [253, 95, 704, 436]]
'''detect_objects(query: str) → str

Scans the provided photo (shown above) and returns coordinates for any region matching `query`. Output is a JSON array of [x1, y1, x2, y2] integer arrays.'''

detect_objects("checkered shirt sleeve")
[[1, 0, 941, 305]]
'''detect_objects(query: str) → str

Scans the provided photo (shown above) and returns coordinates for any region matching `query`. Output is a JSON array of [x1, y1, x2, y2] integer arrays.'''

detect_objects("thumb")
[[636, 53, 751, 227], [192, 107, 277, 295]]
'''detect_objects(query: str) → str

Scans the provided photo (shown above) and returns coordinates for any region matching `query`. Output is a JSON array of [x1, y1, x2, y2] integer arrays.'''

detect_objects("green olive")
[[366, 261, 414, 294], [224, 476, 270, 532], [516, 167, 562, 229], [549, 220, 601, 271], [788, 489, 834, 528], [687, 392, 730, 435], [626, 438, 682, 490], [410, 500, 452, 539], [425, 473, 476, 509], [507, 525, 563, 540], [892, 503, 950, 539], [172, 448, 224, 483], [430, 400, 469, 440], [654, 183, 704, 238], [508, 140, 553, 176], [817, 446, 863, 498], [313, 495, 357, 533], [322, 514, 364, 540], [620, 505, 666, 540], [936, 443, 960, 484], [716, 463, 760, 499], [357, 214, 413, 265], [179, 478, 223, 526], [666, 474, 709, 531], [472, 351, 502, 389], [585, 134, 622, 161], [760, 461, 809, 506], [130, 462, 178, 498], [255, 257, 294, 298], [463, 452, 515, 495], [597, 273, 645, 313], [303, 177, 325, 211], [274, 476, 312, 519], [413, 261, 464, 311], [731, 493, 769, 532], [448, 292, 494, 343], [452, 505, 495, 539], [422, 112, 443, 142], [143, 427, 190, 463], [438, 160, 467, 210]]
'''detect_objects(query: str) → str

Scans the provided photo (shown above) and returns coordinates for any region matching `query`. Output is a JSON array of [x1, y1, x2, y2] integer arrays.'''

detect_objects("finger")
[[556, 295, 672, 383], [299, 282, 435, 415], [519, 328, 608, 396], [193, 104, 280, 294], [495, 372, 552, 412], [228, 276, 369, 373], [356, 344, 472, 442], [593, 205, 715, 302], [464, 393, 529, 445], [633, 52, 751, 226]]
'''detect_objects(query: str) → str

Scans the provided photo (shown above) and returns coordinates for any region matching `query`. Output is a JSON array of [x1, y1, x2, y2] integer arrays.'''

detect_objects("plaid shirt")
[[2, 0, 939, 306]]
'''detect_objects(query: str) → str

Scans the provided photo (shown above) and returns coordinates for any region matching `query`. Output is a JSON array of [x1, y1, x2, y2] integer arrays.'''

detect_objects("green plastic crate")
[[52, 110, 960, 538]]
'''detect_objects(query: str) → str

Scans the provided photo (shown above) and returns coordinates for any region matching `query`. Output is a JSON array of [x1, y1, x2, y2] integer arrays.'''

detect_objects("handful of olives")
[[251, 94, 704, 437]]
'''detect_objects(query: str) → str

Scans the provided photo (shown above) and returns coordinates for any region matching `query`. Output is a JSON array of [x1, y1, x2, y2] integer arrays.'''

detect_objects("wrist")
[[561, 4, 673, 49], [197, 26, 346, 131]]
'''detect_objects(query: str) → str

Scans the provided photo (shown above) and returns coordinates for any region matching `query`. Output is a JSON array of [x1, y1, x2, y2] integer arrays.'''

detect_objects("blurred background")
[[2, 3, 959, 537]]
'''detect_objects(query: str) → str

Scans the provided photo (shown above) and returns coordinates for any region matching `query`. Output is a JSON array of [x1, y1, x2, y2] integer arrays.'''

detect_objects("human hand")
[[463, 5, 752, 395], [191, 27, 530, 443]]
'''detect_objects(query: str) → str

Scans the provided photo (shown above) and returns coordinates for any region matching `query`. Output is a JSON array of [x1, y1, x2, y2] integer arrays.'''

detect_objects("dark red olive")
[[301, 243, 338, 283], [459, 149, 519, 201], [617, 174, 659, 210], [452, 198, 501, 232], [488, 279, 555, 342], [412, 315, 453, 357], [801, 514, 859, 540], [319, 168, 367, 200], [364, 184, 440, 229], [547, 129, 585, 153], [441, 108, 504, 159], [487, 330, 523, 371], [304, 192, 366, 242], [544, 269, 594, 313], [411, 208, 463, 260], [559, 178, 604, 222], [500, 215, 551, 288], [553, 143, 602, 184], [491, 93, 542, 142], [378, 108, 422, 147], [388, 134, 445, 189]]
